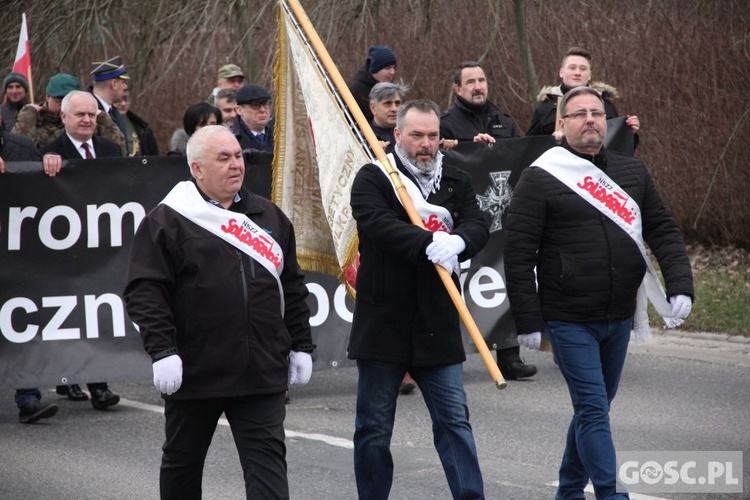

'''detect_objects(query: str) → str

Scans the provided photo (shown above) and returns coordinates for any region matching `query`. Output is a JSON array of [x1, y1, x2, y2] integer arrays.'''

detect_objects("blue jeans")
[[353, 360, 484, 500], [15, 388, 41, 408], [547, 319, 632, 500]]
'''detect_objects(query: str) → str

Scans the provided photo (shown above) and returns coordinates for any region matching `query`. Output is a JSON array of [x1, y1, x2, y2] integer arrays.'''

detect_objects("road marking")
[[548, 481, 672, 499], [118, 397, 354, 449]]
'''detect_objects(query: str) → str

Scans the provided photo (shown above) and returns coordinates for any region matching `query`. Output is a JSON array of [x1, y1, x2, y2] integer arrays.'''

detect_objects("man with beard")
[[439, 61, 520, 145], [438, 65, 533, 381], [504, 86, 692, 499], [348, 99, 489, 499]]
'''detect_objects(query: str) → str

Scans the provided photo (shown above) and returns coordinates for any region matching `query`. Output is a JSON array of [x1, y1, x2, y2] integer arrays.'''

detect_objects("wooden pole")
[[282, 0, 507, 390]]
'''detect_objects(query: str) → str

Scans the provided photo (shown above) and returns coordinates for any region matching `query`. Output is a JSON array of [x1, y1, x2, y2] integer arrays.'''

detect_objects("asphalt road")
[[1, 332, 748, 500]]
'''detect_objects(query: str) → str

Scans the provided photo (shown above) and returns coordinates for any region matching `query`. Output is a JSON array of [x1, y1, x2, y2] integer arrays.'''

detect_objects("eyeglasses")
[[247, 100, 271, 110], [562, 109, 606, 121]]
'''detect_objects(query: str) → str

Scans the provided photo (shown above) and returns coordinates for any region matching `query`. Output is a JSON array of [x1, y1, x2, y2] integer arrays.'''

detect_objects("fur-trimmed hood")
[[536, 81, 621, 102]]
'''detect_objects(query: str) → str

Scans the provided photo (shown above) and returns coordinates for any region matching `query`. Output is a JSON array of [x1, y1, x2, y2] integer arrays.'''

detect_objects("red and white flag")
[[12, 13, 33, 102]]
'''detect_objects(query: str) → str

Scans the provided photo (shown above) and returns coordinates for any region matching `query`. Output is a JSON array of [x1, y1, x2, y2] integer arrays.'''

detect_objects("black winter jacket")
[[440, 96, 520, 141], [348, 63, 377, 123], [348, 155, 489, 366], [504, 143, 693, 334], [124, 183, 313, 399]]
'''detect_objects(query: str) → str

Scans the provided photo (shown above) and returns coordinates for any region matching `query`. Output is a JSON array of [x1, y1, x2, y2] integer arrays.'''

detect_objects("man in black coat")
[[41, 91, 121, 160], [440, 61, 520, 145], [124, 125, 314, 498], [40, 90, 121, 409], [232, 84, 275, 153], [440, 61, 533, 379], [348, 45, 398, 122], [0, 124, 62, 423], [349, 100, 489, 499], [504, 86, 693, 500]]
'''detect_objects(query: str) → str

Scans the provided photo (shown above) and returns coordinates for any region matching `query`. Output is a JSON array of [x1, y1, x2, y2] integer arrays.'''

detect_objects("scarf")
[[394, 144, 443, 199]]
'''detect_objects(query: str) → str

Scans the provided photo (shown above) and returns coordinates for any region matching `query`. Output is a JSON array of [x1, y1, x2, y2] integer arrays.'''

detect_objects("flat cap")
[[236, 84, 270, 105], [90, 56, 129, 82]]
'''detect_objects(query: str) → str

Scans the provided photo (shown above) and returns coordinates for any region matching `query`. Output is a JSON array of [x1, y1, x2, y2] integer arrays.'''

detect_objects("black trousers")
[[160, 392, 288, 499]]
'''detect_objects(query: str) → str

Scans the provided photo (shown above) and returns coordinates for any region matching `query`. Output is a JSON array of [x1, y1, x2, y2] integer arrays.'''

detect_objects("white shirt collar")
[[67, 133, 96, 159]]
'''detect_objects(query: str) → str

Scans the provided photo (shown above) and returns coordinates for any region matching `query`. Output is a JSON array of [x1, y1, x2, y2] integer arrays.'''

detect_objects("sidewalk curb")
[[655, 330, 750, 344]]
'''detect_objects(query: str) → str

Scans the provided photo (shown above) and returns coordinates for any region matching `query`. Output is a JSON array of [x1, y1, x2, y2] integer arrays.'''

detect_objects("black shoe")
[[90, 388, 120, 410], [399, 373, 417, 395], [499, 360, 538, 380], [19, 401, 58, 423], [56, 384, 89, 401]]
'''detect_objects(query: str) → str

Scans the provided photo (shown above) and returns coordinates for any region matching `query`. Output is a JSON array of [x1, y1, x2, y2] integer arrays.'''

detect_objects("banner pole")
[[282, 0, 506, 390]]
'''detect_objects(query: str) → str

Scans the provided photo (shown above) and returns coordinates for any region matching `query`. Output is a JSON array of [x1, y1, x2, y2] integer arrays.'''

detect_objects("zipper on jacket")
[[237, 250, 252, 362]]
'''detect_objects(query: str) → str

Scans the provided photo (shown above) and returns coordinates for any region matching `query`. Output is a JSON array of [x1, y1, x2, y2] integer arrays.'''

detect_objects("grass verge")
[[649, 245, 750, 336]]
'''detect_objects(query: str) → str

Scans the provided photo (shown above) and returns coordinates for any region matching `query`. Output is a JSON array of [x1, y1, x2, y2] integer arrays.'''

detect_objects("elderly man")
[[232, 84, 274, 153], [349, 99, 489, 499], [124, 125, 314, 498], [504, 86, 693, 500], [41, 91, 122, 160]]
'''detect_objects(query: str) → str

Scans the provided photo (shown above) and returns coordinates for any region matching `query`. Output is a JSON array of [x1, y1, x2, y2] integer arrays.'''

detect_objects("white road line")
[[548, 481, 672, 500], [118, 397, 354, 449]]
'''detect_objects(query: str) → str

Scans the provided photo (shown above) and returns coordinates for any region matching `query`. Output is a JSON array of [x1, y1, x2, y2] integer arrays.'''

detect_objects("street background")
[[2, 331, 748, 499]]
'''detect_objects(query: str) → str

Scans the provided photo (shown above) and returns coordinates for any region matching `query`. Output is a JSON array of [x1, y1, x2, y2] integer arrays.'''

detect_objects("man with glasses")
[[232, 84, 274, 153], [504, 86, 693, 500]]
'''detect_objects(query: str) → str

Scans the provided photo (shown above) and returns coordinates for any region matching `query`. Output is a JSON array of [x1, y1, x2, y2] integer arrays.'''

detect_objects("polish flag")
[[11, 13, 33, 102]]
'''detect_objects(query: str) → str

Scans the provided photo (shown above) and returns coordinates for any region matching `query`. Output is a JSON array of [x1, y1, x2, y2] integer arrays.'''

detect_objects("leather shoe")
[[499, 360, 538, 380], [90, 388, 120, 410], [56, 384, 89, 401], [19, 401, 58, 423]]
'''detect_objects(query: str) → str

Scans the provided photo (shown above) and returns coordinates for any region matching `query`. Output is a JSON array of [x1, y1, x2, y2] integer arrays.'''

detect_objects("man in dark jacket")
[[41, 91, 122, 161], [0, 124, 62, 423], [504, 86, 693, 500], [440, 61, 520, 145], [113, 89, 159, 156], [1, 72, 30, 133], [348, 45, 398, 122], [232, 84, 274, 153], [124, 125, 314, 498], [440, 61, 533, 379], [349, 100, 489, 499], [526, 46, 640, 143]]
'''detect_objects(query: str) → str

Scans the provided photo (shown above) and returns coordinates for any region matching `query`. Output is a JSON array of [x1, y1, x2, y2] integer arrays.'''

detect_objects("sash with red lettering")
[[531, 147, 681, 344], [161, 181, 286, 314]]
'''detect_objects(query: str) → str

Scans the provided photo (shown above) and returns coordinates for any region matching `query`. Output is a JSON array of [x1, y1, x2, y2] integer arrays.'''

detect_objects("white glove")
[[288, 350, 313, 385], [669, 295, 692, 320], [426, 232, 466, 265], [518, 332, 542, 351], [153, 354, 183, 395], [437, 255, 460, 276]]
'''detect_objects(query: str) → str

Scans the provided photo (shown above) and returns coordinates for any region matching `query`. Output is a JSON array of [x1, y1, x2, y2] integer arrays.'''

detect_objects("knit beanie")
[[3, 72, 29, 93], [368, 45, 397, 74]]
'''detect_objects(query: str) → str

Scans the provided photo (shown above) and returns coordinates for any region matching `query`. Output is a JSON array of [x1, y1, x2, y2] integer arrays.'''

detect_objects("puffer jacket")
[[504, 143, 693, 334]]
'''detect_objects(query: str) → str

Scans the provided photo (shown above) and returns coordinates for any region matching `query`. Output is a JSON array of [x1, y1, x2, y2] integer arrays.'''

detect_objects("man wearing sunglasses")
[[232, 84, 274, 153]]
